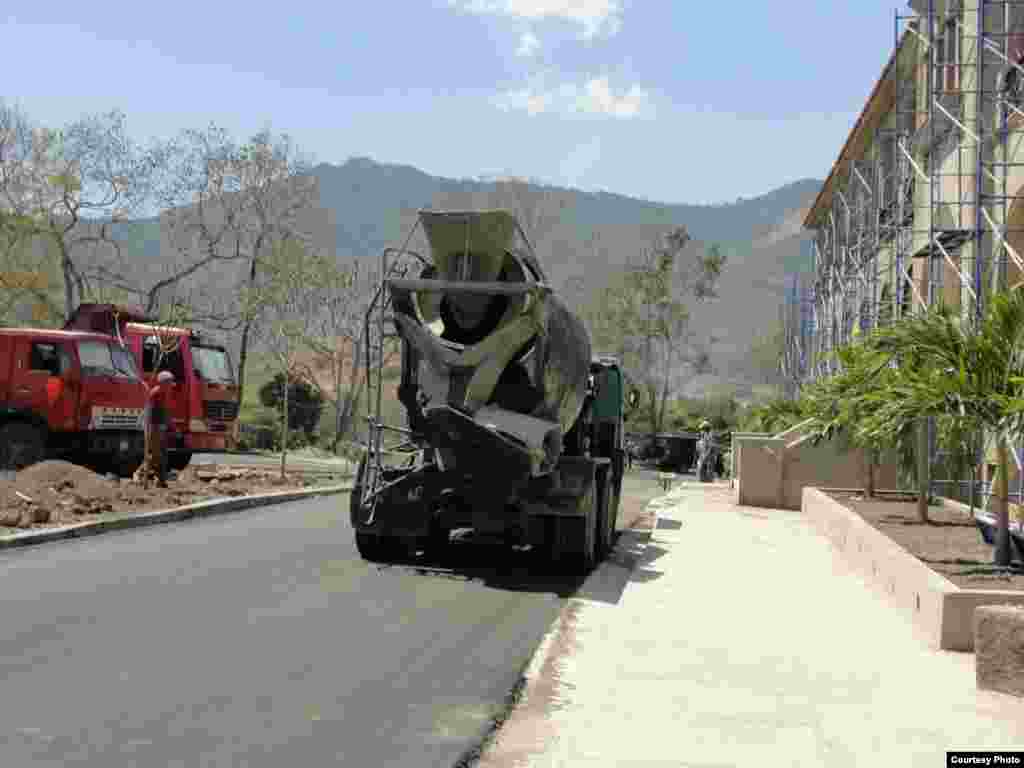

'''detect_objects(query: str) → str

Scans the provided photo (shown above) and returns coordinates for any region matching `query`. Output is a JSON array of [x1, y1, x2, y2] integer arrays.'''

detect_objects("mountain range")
[[111, 157, 823, 400]]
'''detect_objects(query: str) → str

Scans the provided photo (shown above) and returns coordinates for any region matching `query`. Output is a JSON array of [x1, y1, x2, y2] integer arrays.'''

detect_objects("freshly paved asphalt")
[[0, 471, 665, 767]]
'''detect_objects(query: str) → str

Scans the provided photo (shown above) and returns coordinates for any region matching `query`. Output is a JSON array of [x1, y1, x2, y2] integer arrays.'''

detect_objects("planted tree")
[[259, 373, 324, 440], [249, 237, 328, 478], [857, 290, 1024, 565], [586, 231, 724, 436]]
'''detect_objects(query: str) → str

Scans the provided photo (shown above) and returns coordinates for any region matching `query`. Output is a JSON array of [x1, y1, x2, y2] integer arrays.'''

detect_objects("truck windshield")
[[77, 340, 141, 380], [192, 345, 235, 384]]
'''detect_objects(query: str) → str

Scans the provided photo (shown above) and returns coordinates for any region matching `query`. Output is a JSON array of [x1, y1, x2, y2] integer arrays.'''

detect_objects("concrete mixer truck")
[[350, 210, 638, 572]]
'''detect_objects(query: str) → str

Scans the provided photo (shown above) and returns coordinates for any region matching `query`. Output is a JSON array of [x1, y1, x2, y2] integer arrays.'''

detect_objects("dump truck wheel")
[[0, 422, 46, 471], [168, 451, 192, 471], [595, 465, 613, 560], [560, 484, 597, 575], [355, 532, 401, 563]]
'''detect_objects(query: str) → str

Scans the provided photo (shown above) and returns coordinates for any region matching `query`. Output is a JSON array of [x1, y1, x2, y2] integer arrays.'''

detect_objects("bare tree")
[[174, 129, 320, 406], [0, 102, 170, 320], [301, 257, 376, 451]]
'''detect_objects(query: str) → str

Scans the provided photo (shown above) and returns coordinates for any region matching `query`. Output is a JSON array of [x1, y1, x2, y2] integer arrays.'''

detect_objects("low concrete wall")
[[735, 435, 785, 508], [802, 487, 1024, 651], [735, 426, 898, 511], [975, 605, 1024, 698], [730, 431, 769, 491]]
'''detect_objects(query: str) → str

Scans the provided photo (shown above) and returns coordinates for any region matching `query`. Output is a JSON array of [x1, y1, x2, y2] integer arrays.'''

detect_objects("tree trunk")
[[995, 436, 1013, 567], [235, 254, 260, 408], [280, 363, 289, 481], [865, 448, 876, 499], [332, 363, 344, 453], [917, 421, 930, 523]]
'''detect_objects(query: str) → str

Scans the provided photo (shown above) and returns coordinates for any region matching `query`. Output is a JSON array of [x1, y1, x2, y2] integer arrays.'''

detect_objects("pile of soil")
[[826, 491, 1024, 591], [0, 460, 348, 531]]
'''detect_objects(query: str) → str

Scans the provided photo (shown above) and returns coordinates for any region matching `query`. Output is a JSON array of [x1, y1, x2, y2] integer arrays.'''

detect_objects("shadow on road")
[[374, 524, 667, 606]]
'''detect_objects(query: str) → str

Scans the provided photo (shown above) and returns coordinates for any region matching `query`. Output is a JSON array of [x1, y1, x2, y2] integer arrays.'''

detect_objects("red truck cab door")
[[9, 339, 77, 431]]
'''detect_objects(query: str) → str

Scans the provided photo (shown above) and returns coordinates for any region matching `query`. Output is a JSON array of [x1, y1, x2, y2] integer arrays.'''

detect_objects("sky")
[[2, 1, 909, 206]]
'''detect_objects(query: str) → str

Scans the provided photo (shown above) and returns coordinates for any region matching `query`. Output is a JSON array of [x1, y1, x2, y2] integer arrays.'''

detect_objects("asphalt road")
[[0, 472, 664, 767]]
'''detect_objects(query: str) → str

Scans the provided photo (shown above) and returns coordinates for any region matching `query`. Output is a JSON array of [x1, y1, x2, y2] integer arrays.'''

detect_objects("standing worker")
[[136, 371, 175, 488]]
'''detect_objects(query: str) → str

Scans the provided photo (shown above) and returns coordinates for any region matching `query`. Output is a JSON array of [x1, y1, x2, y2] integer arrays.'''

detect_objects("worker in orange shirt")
[[136, 371, 175, 488]]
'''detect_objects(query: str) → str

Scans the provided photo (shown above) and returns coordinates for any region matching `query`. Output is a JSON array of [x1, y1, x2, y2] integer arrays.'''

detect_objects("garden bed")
[[824, 491, 1024, 591]]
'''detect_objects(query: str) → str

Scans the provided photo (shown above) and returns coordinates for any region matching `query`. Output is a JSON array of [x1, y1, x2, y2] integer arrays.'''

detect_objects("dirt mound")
[[0, 460, 349, 532], [0, 460, 118, 527]]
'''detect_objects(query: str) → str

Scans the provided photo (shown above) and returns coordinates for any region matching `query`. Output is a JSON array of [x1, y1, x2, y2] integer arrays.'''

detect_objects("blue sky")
[[3, 1, 907, 205]]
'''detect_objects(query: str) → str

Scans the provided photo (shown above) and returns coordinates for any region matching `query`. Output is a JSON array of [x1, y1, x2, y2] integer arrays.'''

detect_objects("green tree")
[[259, 373, 324, 438], [586, 230, 724, 436], [800, 339, 916, 501], [855, 290, 1024, 565], [249, 237, 329, 477]]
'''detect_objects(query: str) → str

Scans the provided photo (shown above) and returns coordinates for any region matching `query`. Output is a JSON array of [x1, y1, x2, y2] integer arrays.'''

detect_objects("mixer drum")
[[391, 210, 591, 473]]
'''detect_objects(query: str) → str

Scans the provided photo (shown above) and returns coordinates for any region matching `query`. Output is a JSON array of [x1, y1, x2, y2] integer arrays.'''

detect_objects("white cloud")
[[453, 0, 622, 39], [493, 76, 653, 119], [516, 31, 540, 57]]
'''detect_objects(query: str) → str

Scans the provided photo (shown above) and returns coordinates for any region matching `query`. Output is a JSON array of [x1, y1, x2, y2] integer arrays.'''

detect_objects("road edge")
[[454, 500, 662, 768], [0, 484, 353, 552]]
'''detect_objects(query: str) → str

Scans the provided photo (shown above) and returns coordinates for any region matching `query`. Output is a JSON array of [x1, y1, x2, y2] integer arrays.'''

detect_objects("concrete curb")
[[802, 486, 1024, 651], [0, 484, 353, 553]]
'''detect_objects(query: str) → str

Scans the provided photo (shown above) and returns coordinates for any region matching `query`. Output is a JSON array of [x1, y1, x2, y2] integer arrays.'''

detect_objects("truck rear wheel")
[[0, 422, 46, 471], [168, 451, 192, 472], [595, 465, 614, 560], [355, 532, 402, 563]]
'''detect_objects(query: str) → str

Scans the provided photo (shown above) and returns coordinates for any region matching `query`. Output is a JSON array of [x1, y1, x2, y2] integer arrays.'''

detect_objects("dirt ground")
[[0, 460, 351, 533], [826, 490, 1024, 591]]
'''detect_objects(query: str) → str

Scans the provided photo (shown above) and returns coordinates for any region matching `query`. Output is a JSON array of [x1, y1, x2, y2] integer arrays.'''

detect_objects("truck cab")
[[0, 328, 146, 473], [64, 304, 240, 470], [126, 323, 239, 468]]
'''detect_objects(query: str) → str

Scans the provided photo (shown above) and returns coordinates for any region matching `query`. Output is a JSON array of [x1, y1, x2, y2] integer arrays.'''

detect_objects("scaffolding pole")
[[786, 0, 1024, 509]]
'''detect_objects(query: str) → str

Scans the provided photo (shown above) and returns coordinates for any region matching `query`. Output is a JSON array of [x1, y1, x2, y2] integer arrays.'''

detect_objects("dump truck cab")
[[65, 304, 240, 470], [0, 327, 147, 473], [125, 323, 238, 467]]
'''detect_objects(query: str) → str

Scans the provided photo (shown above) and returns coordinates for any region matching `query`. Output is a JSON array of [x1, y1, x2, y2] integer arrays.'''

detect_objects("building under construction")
[[787, 0, 1024, 500]]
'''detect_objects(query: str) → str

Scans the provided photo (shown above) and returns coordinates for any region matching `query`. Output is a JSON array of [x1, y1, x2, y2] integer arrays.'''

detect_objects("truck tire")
[[355, 532, 402, 563], [595, 465, 614, 560], [0, 422, 46, 471], [350, 454, 402, 563], [168, 451, 193, 472]]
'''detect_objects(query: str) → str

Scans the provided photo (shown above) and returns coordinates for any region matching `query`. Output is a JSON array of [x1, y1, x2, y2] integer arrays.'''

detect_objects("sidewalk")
[[478, 483, 1024, 767]]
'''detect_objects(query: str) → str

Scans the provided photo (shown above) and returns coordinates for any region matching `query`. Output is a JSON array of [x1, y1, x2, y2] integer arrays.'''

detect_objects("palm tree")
[[856, 288, 1024, 567], [801, 338, 917, 501]]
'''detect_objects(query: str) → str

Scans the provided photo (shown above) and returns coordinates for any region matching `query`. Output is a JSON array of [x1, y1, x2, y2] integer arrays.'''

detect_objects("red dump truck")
[[0, 327, 147, 474], [65, 304, 240, 470]]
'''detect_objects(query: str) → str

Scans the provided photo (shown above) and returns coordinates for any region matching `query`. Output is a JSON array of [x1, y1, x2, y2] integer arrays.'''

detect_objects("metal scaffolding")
[[785, 0, 1024, 504]]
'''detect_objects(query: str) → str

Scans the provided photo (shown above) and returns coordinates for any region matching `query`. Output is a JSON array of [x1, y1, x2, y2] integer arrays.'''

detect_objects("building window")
[[1001, 55, 1024, 110], [934, 17, 960, 94]]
